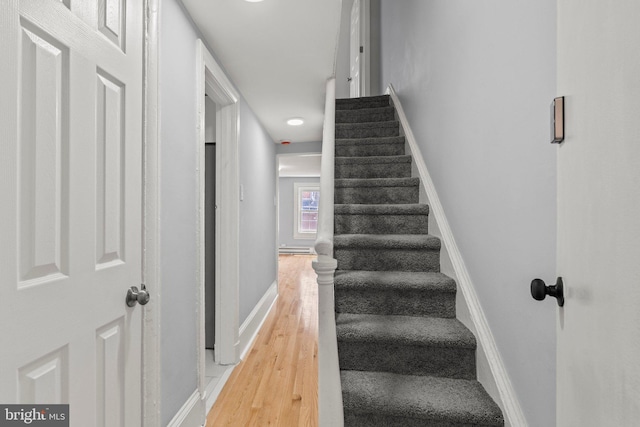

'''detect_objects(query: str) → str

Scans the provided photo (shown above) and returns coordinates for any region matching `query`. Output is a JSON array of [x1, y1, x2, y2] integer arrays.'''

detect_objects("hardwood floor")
[[206, 255, 318, 426]]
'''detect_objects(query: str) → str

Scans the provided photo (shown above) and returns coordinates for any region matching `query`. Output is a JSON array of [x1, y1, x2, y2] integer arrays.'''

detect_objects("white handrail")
[[313, 77, 344, 427]]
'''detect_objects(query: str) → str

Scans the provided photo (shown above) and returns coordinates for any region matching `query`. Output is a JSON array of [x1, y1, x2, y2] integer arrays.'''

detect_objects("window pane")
[[296, 186, 319, 235]]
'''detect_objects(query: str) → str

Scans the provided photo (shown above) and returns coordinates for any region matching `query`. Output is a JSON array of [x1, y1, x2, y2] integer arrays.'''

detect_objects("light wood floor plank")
[[207, 255, 318, 426]]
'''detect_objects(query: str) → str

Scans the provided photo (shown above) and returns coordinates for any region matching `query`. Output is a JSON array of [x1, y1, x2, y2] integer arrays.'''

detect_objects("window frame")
[[293, 183, 320, 240]]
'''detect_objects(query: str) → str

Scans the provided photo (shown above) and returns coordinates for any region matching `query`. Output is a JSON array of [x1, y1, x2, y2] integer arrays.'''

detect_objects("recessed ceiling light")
[[287, 118, 304, 126]]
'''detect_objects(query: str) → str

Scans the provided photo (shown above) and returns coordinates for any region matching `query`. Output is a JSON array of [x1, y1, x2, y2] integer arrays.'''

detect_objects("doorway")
[[204, 95, 216, 355], [196, 39, 241, 417], [350, 0, 371, 97]]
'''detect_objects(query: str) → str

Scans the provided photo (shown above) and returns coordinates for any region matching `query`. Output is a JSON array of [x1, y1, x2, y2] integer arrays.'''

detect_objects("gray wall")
[[276, 140, 322, 155], [160, 0, 200, 422], [238, 100, 277, 324], [378, 2, 557, 426], [160, 0, 277, 423], [278, 177, 320, 248]]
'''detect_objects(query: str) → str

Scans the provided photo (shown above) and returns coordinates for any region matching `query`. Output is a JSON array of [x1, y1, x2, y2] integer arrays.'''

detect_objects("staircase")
[[333, 95, 504, 426]]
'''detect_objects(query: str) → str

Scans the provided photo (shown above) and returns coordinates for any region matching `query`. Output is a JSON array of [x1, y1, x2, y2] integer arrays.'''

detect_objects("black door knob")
[[531, 277, 564, 307]]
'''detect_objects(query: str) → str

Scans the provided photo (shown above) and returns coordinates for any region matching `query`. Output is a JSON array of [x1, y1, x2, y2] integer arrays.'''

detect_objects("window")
[[293, 183, 320, 239]]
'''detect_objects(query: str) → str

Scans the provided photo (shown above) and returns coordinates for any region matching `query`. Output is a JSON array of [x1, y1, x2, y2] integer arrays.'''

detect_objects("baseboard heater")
[[278, 246, 316, 255]]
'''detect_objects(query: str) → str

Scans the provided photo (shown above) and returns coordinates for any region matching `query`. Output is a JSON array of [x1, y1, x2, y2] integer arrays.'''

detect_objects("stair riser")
[[335, 214, 428, 235], [338, 343, 476, 380], [334, 288, 454, 317], [335, 187, 419, 204], [336, 98, 390, 110], [335, 248, 439, 272], [335, 163, 411, 179], [336, 144, 405, 157], [336, 109, 396, 124], [336, 126, 399, 139], [344, 412, 499, 427]]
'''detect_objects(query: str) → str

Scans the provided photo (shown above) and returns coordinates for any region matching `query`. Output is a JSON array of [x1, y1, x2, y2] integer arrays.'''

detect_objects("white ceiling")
[[181, 0, 343, 144]]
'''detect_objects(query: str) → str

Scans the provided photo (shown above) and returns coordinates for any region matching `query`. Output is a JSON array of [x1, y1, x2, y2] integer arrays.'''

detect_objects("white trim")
[[204, 365, 235, 414], [386, 84, 528, 427], [293, 183, 320, 240], [279, 246, 316, 255], [314, 78, 344, 427], [142, 0, 161, 426], [166, 390, 204, 427], [196, 39, 241, 424], [360, 0, 371, 96], [238, 280, 279, 360]]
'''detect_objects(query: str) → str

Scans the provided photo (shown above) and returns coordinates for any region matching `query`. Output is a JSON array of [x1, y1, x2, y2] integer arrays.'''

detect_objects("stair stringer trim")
[[386, 84, 527, 427]]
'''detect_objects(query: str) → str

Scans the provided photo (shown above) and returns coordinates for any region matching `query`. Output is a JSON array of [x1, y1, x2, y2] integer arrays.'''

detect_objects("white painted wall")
[[160, 0, 277, 422], [279, 177, 320, 249], [557, 0, 640, 424], [379, 2, 557, 426]]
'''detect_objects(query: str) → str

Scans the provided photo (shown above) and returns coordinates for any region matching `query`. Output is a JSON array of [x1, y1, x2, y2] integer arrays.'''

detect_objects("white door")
[[557, 0, 640, 425], [0, 1, 144, 426], [349, 0, 361, 98]]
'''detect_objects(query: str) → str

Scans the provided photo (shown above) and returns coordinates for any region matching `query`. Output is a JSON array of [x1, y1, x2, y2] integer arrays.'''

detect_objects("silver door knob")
[[126, 284, 150, 307]]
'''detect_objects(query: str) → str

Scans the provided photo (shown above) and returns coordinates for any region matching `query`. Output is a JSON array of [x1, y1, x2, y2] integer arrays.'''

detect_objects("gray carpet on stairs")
[[333, 95, 504, 426], [336, 136, 406, 157]]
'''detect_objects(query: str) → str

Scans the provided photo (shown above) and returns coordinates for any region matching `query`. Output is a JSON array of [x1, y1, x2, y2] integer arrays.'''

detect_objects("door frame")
[[142, 0, 162, 425], [195, 39, 241, 398]]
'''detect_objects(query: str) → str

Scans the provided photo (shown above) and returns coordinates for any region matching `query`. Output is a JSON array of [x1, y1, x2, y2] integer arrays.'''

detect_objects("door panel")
[[350, 0, 361, 98], [557, 0, 640, 425], [18, 20, 70, 285], [0, 1, 144, 425]]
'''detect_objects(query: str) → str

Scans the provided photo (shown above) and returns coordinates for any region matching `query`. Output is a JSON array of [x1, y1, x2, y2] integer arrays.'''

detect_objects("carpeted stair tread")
[[335, 155, 411, 165], [335, 155, 412, 179], [335, 203, 428, 215], [336, 106, 396, 123], [341, 371, 504, 426], [336, 121, 399, 139], [334, 271, 456, 317], [337, 314, 476, 379], [335, 177, 419, 188], [335, 186, 419, 205], [334, 234, 440, 250], [334, 204, 428, 234], [336, 136, 405, 146], [336, 121, 397, 137], [335, 136, 406, 157], [334, 270, 454, 292], [336, 313, 476, 348], [336, 95, 390, 110], [334, 235, 441, 272], [333, 94, 504, 426]]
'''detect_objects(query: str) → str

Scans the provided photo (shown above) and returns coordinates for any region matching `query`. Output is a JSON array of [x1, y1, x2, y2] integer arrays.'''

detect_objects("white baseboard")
[[278, 246, 316, 254], [204, 365, 236, 414], [166, 390, 204, 427], [238, 280, 278, 360], [387, 84, 528, 427]]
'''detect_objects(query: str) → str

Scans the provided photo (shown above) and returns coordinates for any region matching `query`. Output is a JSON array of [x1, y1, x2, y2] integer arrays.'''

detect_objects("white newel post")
[[313, 77, 344, 427]]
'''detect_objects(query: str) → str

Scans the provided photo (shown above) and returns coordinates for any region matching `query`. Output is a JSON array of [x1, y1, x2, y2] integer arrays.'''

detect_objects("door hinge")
[[360, 46, 364, 53]]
